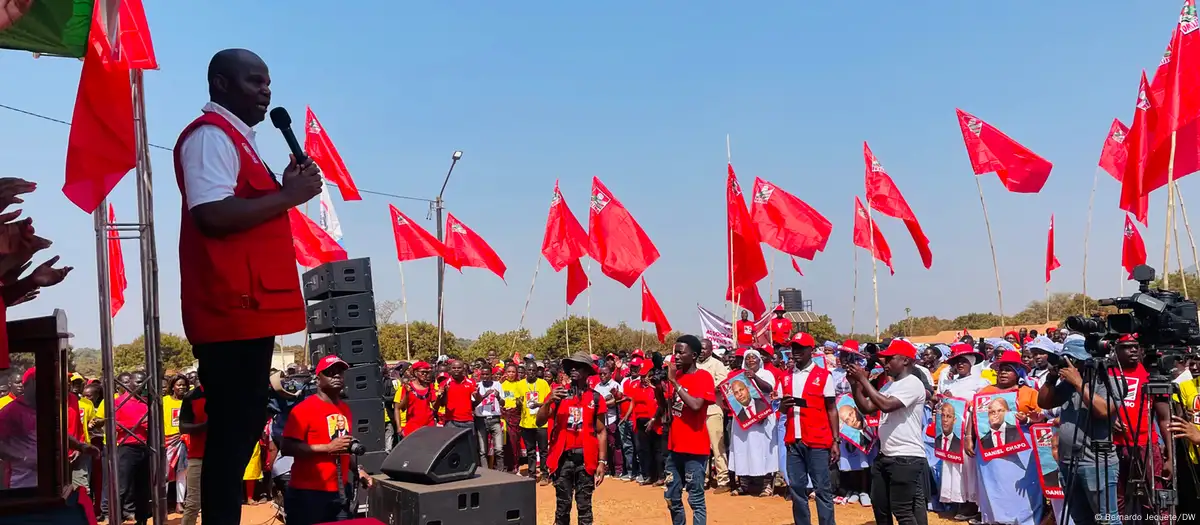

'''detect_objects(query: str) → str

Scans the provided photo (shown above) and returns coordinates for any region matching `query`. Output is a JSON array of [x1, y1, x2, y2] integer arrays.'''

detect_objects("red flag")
[[305, 107, 362, 201], [62, 14, 135, 214], [1045, 214, 1061, 283], [791, 257, 804, 276], [955, 108, 1053, 193], [445, 213, 507, 280], [566, 259, 588, 306], [588, 177, 660, 288], [1099, 119, 1149, 225], [1151, 1, 1200, 138], [726, 164, 769, 318], [541, 180, 589, 272], [863, 142, 933, 269], [853, 196, 893, 274], [288, 208, 347, 268], [750, 178, 833, 260], [107, 204, 127, 317], [1121, 72, 1156, 224], [389, 205, 449, 262], [118, 0, 158, 70], [640, 278, 672, 344], [1122, 214, 1148, 279]]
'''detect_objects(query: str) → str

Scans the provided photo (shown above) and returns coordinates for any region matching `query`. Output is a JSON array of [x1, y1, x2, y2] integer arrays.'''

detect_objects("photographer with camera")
[[1036, 337, 1123, 525], [1110, 335, 1174, 522], [280, 355, 371, 525]]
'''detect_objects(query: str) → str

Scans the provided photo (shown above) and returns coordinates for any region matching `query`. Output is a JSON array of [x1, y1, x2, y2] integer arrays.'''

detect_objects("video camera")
[[1064, 264, 1199, 383]]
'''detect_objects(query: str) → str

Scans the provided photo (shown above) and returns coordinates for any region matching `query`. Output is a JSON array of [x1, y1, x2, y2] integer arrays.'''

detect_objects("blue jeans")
[[786, 443, 834, 525], [619, 420, 638, 478], [664, 452, 707, 525], [1062, 461, 1121, 525]]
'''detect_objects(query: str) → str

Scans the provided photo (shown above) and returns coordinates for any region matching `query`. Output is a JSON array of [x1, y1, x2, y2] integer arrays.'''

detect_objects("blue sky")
[[0, 1, 1190, 348]]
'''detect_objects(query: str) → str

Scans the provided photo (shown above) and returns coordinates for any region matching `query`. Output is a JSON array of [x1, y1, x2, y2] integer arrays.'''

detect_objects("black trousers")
[[284, 484, 353, 525], [634, 418, 663, 482], [869, 454, 928, 525], [196, 336, 274, 525], [117, 444, 151, 523], [553, 451, 595, 525], [521, 427, 549, 476]]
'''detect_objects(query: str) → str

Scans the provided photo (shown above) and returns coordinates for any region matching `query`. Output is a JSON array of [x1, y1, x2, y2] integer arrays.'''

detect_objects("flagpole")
[[768, 250, 776, 306], [1176, 186, 1200, 284], [640, 321, 646, 350], [974, 176, 1006, 330], [1174, 209, 1189, 298], [565, 300, 570, 354], [399, 261, 411, 360], [1081, 166, 1100, 315], [851, 247, 858, 335], [1045, 280, 1050, 323], [865, 204, 880, 340], [586, 260, 593, 353], [1164, 132, 1179, 289], [513, 258, 542, 351], [727, 134, 737, 326]]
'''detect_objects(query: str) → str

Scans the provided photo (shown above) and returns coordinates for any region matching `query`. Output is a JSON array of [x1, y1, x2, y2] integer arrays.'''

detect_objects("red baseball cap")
[[991, 350, 1029, 372], [21, 367, 35, 384], [410, 361, 432, 371], [315, 355, 349, 375], [877, 339, 918, 360], [789, 332, 816, 348]]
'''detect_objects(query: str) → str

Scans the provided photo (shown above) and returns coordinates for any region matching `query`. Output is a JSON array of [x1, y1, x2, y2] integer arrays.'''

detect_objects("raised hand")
[[0, 0, 34, 32], [0, 178, 35, 215], [29, 256, 72, 287]]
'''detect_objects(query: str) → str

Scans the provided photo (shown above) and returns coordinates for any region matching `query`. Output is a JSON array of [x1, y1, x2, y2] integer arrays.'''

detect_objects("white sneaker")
[[859, 493, 872, 507], [846, 494, 860, 504]]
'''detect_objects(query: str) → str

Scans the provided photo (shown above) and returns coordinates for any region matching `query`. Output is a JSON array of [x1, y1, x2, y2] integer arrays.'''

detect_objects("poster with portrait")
[[933, 397, 968, 464], [972, 391, 1030, 460], [1029, 423, 1063, 498], [719, 370, 771, 430], [836, 394, 874, 453]]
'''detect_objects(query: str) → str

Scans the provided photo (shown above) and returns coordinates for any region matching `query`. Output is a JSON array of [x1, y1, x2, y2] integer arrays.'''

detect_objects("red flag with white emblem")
[[588, 177, 660, 287], [1098, 119, 1149, 225], [853, 196, 893, 274], [388, 204, 449, 262], [863, 142, 933, 269], [541, 180, 590, 272], [305, 107, 362, 201], [289, 208, 348, 268], [750, 178, 832, 260], [445, 213, 507, 280], [641, 278, 672, 344], [955, 108, 1053, 193], [1122, 214, 1147, 279]]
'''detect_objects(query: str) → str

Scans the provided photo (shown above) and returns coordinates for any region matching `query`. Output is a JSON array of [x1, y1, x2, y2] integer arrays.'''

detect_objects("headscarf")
[[742, 349, 776, 386], [933, 344, 952, 359]]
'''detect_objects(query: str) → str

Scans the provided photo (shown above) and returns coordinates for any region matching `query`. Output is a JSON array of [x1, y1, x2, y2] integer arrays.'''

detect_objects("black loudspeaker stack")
[[302, 258, 388, 468], [369, 427, 535, 525]]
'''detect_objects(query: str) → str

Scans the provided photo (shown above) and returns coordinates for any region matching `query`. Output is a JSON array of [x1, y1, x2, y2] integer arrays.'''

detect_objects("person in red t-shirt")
[[627, 358, 663, 484], [735, 310, 755, 347], [769, 305, 793, 348], [281, 355, 372, 525], [178, 385, 207, 525], [539, 352, 608, 525], [663, 335, 717, 525], [1111, 336, 1172, 513], [437, 359, 479, 433]]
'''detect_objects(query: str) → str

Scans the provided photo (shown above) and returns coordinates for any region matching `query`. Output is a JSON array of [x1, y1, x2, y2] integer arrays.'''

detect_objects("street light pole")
[[435, 151, 463, 357]]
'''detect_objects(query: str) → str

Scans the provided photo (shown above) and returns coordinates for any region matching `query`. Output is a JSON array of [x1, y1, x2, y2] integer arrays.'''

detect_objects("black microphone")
[[269, 107, 309, 164]]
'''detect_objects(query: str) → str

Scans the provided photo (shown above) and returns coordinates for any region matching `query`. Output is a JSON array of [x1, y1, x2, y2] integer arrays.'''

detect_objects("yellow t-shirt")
[[162, 395, 183, 437], [981, 368, 997, 385], [501, 380, 522, 410], [80, 397, 97, 439], [0, 394, 14, 413], [510, 379, 550, 429], [1176, 377, 1200, 463], [391, 384, 408, 428]]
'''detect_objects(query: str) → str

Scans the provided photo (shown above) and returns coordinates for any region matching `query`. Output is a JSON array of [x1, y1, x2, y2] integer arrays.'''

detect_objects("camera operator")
[[1036, 337, 1123, 525], [280, 355, 371, 525], [1110, 335, 1174, 521]]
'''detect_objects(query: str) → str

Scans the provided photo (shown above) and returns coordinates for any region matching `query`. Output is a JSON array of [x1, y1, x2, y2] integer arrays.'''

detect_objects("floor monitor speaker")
[[380, 426, 477, 485]]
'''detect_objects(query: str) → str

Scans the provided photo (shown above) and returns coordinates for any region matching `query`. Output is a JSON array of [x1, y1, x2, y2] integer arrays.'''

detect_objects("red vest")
[[546, 391, 602, 475], [173, 112, 305, 344], [779, 365, 834, 448]]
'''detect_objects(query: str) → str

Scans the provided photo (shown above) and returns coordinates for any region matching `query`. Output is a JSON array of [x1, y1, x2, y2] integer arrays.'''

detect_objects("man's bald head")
[[206, 49, 271, 126]]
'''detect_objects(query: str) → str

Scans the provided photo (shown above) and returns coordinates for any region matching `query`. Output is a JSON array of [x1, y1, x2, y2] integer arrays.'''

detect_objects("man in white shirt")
[[847, 339, 928, 525], [696, 339, 731, 491], [593, 366, 625, 478], [175, 49, 323, 525], [473, 367, 505, 470]]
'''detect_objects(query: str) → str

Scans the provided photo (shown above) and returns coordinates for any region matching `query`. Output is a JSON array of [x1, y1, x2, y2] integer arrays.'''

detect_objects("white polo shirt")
[[179, 102, 266, 209]]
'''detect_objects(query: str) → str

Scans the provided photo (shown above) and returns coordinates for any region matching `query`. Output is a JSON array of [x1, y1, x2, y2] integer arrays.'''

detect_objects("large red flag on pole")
[[863, 142, 933, 269], [588, 177, 660, 287], [750, 178, 832, 260], [389, 205, 449, 262], [108, 204, 127, 317], [641, 278, 672, 344], [305, 107, 362, 201], [288, 208, 348, 268], [445, 213, 507, 280], [541, 180, 590, 272], [955, 108, 1054, 193], [1046, 214, 1061, 283], [1099, 119, 1149, 225], [853, 196, 893, 274], [1121, 72, 1157, 221], [726, 164, 768, 318], [1122, 214, 1148, 279]]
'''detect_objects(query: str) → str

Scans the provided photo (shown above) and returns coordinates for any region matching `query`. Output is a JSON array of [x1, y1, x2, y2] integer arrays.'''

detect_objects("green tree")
[[838, 332, 878, 343], [72, 347, 101, 378], [377, 321, 459, 362], [465, 329, 535, 363], [113, 333, 193, 374], [803, 314, 841, 344], [532, 316, 608, 360], [1152, 270, 1200, 299], [275, 343, 306, 367], [949, 313, 1003, 330], [884, 316, 951, 338]]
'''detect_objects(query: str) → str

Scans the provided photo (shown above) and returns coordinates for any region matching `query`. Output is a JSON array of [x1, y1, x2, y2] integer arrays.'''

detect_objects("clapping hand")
[[29, 256, 72, 287]]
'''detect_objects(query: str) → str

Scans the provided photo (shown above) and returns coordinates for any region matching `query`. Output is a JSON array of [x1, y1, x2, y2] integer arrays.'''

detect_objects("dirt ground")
[[193, 478, 959, 525]]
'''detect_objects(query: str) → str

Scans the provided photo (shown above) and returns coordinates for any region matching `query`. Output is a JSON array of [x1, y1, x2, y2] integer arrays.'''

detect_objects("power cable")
[[0, 102, 437, 204]]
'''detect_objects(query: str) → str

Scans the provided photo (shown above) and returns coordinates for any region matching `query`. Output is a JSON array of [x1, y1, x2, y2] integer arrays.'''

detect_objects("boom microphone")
[[268, 107, 309, 164]]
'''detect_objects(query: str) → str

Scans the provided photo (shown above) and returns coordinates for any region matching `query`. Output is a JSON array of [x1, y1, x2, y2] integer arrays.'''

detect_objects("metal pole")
[[132, 69, 168, 525], [94, 199, 121, 524], [434, 154, 459, 358]]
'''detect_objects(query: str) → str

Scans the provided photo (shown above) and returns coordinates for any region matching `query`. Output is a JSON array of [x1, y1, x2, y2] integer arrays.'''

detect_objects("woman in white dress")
[[727, 349, 778, 497], [937, 343, 990, 521]]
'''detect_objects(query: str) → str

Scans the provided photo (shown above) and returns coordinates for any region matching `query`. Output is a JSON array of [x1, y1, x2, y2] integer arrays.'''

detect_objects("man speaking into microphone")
[[174, 48, 321, 524]]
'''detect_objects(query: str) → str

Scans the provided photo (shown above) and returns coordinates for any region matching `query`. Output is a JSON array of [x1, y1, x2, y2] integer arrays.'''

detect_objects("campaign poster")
[[933, 397, 967, 464], [719, 370, 771, 430], [1029, 423, 1063, 499], [973, 391, 1030, 460], [836, 394, 874, 453]]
